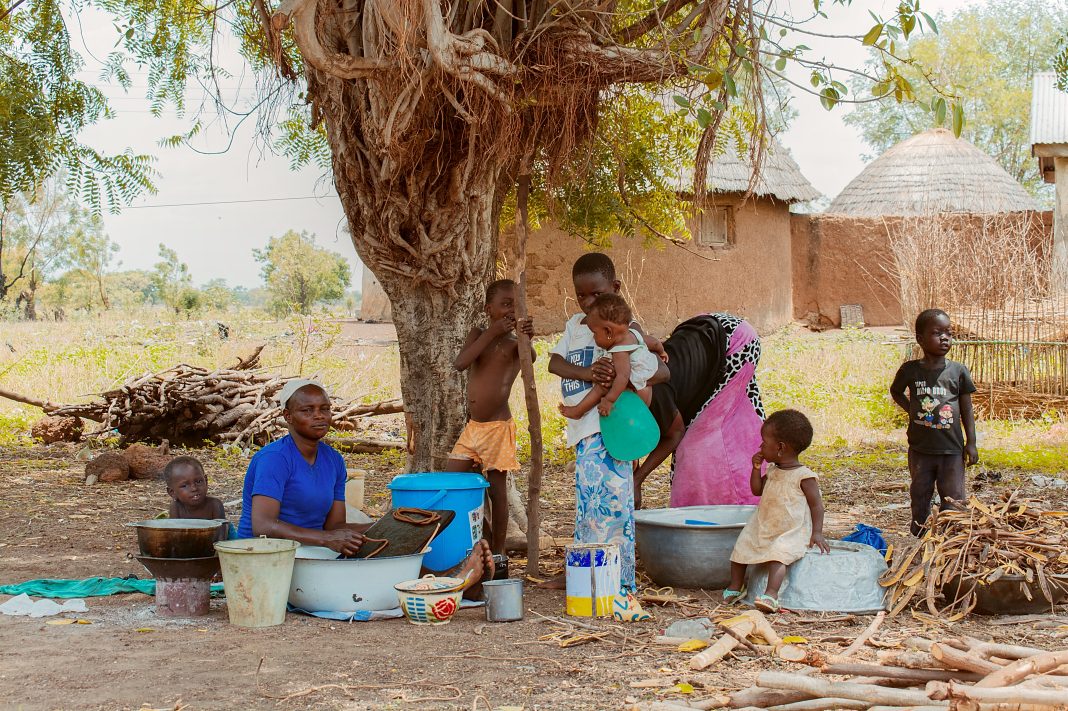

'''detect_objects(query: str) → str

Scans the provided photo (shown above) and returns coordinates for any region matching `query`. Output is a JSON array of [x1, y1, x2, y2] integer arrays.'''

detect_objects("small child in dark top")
[[166, 456, 226, 521], [890, 309, 978, 536]]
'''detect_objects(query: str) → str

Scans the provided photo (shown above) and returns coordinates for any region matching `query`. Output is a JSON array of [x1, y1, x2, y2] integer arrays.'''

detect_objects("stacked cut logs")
[[1, 347, 403, 447], [714, 636, 1068, 711]]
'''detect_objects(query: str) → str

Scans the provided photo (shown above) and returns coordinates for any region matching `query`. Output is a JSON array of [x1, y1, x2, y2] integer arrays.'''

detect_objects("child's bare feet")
[[536, 573, 567, 590], [558, 403, 583, 420], [458, 540, 494, 600]]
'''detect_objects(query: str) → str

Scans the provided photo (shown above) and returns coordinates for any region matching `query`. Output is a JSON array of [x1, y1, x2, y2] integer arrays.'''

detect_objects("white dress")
[[730, 464, 817, 566], [608, 329, 659, 390]]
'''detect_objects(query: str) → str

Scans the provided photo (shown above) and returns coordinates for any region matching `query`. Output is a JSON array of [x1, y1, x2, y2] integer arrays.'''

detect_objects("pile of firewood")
[[712, 635, 1068, 711], [0, 347, 402, 447], [882, 493, 1068, 619]]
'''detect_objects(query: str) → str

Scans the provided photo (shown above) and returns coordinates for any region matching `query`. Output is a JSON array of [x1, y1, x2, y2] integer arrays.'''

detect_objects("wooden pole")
[[0, 387, 59, 412], [514, 170, 544, 577]]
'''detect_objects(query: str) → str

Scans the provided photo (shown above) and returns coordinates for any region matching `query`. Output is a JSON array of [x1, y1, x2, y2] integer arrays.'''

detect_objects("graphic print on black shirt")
[[891, 359, 976, 455]]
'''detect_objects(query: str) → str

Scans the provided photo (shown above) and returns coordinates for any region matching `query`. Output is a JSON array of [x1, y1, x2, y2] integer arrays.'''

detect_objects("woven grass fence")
[[889, 212, 1067, 419]]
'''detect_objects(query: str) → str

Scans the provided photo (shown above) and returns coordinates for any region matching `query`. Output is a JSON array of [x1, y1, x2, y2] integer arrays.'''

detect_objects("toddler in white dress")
[[725, 409, 829, 612]]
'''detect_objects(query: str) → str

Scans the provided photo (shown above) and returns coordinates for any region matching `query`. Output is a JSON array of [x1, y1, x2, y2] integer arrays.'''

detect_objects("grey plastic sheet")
[[741, 540, 888, 613]]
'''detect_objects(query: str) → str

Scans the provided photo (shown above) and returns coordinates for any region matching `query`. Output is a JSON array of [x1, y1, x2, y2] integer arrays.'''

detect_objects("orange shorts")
[[449, 419, 519, 473]]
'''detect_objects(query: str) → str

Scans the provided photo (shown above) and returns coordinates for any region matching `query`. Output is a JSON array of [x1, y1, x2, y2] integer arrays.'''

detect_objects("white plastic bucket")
[[346, 469, 366, 511], [215, 538, 299, 627]]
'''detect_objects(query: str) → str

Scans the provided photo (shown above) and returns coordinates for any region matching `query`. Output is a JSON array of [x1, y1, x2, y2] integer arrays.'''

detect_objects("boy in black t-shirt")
[[891, 309, 978, 536]]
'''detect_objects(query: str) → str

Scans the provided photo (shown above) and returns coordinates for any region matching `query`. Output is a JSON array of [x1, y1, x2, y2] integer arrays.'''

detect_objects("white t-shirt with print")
[[551, 313, 604, 447]]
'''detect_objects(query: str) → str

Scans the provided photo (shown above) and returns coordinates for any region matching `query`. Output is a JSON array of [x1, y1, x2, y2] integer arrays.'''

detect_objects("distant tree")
[[67, 215, 119, 310], [844, 0, 1068, 199], [149, 244, 198, 315], [200, 278, 234, 311], [0, 179, 81, 315], [253, 231, 351, 316], [1058, 33, 1068, 90]]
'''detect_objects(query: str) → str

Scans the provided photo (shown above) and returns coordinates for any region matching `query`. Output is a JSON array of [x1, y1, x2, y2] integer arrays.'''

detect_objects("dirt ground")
[[1, 443, 1067, 711]]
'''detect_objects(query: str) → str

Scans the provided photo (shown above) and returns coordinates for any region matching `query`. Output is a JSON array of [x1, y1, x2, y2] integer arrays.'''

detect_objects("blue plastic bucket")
[[388, 472, 489, 571]]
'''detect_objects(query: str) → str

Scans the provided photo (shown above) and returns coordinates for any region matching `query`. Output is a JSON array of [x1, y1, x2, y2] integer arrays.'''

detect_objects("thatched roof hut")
[[827, 128, 1039, 216], [673, 140, 820, 203]]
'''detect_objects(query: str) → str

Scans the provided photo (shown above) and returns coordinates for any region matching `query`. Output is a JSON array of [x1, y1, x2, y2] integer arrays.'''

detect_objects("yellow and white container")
[[565, 543, 620, 617]]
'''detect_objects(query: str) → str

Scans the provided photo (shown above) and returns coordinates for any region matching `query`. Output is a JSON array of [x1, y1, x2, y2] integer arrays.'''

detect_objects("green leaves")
[[863, 24, 884, 46], [950, 102, 965, 137], [253, 230, 351, 315], [933, 96, 947, 126]]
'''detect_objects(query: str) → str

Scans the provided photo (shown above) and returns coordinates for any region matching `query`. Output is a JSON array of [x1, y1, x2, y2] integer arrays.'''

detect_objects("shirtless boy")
[[446, 279, 535, 555]]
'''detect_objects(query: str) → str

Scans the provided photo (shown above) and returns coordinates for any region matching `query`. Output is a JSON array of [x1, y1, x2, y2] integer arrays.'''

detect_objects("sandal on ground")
[[754, 594, 779, 613], [722, 588, 745, 605]]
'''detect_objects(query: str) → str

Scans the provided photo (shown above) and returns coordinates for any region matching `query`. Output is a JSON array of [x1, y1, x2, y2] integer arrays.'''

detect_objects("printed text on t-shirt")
[[562, 346, 596, 398]]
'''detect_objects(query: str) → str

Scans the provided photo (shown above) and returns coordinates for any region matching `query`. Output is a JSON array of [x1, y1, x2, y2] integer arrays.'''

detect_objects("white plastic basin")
[[288, 546, 426, 612]]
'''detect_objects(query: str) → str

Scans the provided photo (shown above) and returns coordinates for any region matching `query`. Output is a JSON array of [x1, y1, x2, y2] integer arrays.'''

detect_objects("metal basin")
[[634, 506, 756, 589], [944, 574, 1068, 615], [288, 546, 427, 612], [127, 519, 228, 558]]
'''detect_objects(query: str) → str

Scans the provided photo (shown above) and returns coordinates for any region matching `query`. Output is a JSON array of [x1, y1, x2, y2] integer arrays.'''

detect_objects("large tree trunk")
[[321, 86, 507, 469]]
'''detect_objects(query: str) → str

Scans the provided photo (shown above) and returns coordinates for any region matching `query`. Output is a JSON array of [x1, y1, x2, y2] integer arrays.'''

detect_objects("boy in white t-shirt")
[[546, 253, 666, 594]]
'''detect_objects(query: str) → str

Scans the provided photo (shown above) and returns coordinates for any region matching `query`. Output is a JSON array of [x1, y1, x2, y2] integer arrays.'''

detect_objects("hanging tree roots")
[[0, 346, 403, 447]]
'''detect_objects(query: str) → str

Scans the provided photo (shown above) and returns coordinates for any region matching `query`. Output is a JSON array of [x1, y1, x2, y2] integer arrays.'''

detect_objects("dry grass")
[[886, 212, 1068, 410], [1, 310, 1065, 473]]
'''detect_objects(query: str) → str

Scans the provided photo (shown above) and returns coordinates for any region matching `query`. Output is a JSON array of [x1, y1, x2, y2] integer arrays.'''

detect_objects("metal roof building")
[[1030, 72, 1068, 183]]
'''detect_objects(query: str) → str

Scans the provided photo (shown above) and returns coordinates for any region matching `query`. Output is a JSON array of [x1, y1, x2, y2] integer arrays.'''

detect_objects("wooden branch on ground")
[[927, 679, 1068, 705], [819, 663, 984, 684], [840, 611, 886, 658], [0, 387, 67, 416], [756, 671, 943, 707], [328, 438, 405, 454], [930, 642, 1003, 675], [974, 650, 1068, 688]]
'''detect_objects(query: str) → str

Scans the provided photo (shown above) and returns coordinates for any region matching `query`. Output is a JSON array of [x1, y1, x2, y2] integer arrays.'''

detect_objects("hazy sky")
[[73, 0, 977, 288]]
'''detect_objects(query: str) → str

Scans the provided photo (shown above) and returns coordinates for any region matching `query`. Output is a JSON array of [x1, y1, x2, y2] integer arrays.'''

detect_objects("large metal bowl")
[[943, 574, 1068, 615], [127, 519, 228, 558], [635, 505, 756, 589]]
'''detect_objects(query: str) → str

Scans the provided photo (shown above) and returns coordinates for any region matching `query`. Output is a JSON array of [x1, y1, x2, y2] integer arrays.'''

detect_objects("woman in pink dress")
[[631, 313, 765, 509]]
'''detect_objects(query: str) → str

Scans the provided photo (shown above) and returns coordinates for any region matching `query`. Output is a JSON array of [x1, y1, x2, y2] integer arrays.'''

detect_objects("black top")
[[891, 359, 976, 455], [649, 315, 729, 433]]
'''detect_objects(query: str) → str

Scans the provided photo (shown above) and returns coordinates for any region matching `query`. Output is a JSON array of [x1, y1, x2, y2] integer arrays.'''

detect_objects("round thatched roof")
[[827, 129, 1039, 216]]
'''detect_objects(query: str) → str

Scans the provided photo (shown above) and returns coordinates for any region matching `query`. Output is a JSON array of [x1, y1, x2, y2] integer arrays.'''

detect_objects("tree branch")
[[273, 0, 392, 79], [0, 0, 26, 23], [614, 0, 695, 44]]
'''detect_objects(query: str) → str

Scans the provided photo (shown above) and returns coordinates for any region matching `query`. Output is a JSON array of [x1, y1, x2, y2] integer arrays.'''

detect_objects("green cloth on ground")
[[0, 577, 224, 598]]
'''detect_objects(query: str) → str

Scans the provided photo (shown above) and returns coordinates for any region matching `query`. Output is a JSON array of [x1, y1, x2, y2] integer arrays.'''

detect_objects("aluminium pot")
[[634, 505, 756, 589], [127, 519, 228, 558]]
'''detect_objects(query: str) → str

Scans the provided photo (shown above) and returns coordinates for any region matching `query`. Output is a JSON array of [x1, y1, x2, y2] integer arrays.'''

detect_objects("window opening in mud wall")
[[692, 206, 734, 247]]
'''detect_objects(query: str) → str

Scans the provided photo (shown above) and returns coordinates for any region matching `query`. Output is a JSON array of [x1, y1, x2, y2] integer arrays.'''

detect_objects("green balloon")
[[600, 390, 660, 461]]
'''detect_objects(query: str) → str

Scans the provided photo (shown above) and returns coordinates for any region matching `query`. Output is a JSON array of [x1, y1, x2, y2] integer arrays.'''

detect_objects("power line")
[[123, 195, 340, 210]]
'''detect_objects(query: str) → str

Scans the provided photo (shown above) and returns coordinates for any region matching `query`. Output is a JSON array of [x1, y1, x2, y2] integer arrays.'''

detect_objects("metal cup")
[[482, 578, 523, 622]]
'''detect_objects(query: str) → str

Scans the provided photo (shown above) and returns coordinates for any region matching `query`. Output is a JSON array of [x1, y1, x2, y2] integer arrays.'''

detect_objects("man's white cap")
[[277, 378, 329, 408]]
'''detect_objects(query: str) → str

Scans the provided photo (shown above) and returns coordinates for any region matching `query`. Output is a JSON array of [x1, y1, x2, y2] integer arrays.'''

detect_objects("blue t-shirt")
[[237, 435, 347, 538]]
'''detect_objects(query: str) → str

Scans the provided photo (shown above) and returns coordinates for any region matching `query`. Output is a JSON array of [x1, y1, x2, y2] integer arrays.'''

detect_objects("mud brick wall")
[[504, 197, 795, 338]]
